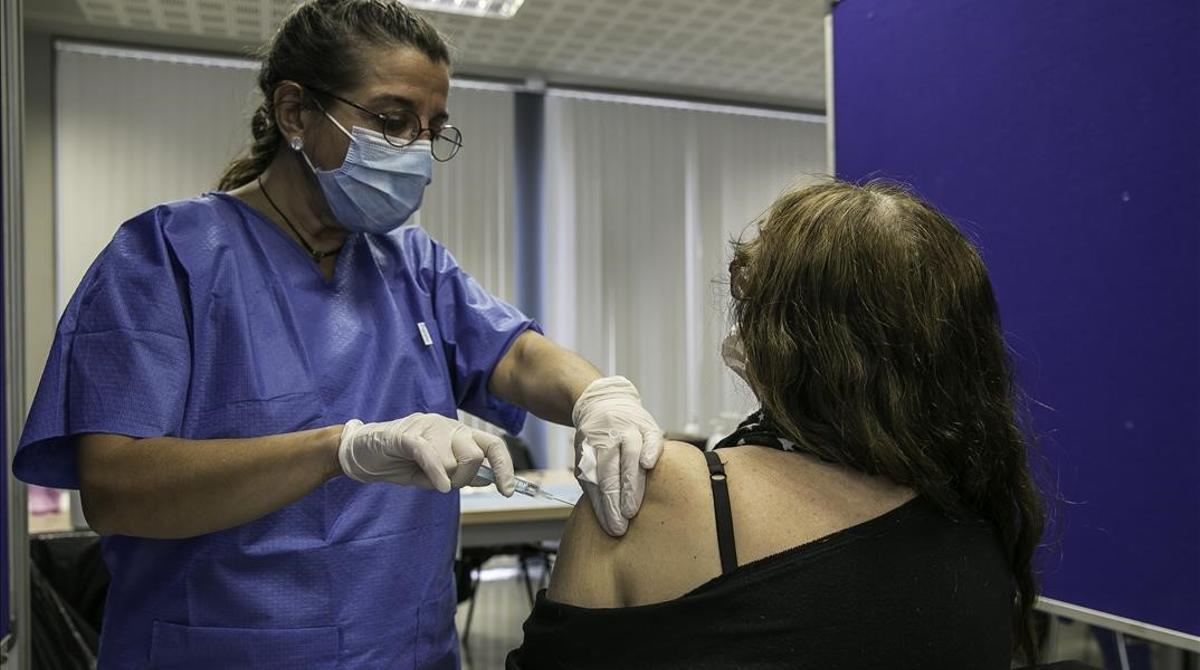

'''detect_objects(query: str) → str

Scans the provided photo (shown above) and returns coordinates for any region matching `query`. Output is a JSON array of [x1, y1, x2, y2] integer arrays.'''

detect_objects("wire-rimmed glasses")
[[308, 87, 463, 162]]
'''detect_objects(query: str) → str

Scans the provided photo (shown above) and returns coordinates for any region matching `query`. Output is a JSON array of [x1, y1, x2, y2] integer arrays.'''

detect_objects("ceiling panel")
[[49, 0, 827, 108]]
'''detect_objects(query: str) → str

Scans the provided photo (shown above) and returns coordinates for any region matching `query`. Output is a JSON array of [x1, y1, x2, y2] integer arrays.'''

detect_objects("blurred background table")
[[458, 469, 580, 548]]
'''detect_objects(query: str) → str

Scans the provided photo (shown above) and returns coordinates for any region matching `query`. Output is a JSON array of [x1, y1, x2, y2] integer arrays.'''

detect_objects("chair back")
[[503, 434, 538, 471]]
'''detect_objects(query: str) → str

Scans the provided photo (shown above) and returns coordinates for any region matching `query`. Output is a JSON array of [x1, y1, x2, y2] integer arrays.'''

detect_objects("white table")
[[458, 469, 581, 548]]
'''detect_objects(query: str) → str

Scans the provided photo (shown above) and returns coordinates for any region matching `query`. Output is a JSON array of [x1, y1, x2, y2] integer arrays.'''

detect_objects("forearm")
[[493, 332, 664, 535], [78, 426, 344, 539], [491, 331, 602, 426]]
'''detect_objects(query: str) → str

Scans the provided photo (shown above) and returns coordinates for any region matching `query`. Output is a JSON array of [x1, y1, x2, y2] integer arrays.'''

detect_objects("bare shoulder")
[[547, 441, 719, 608], [544, 481, 621, 607], [546, 442, 917, 608]]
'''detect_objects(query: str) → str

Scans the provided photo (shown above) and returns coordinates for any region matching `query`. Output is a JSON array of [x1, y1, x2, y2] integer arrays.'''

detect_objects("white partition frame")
[[1, 0, 29, 666]]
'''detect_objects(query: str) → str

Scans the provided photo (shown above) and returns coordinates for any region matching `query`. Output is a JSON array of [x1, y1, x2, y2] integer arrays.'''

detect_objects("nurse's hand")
[[572, 376, 665, 537], [338, 414, 516, 496]]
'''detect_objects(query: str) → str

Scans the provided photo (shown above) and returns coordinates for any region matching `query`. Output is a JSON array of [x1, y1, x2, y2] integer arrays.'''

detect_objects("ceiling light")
[[406, 0, 525, 19]]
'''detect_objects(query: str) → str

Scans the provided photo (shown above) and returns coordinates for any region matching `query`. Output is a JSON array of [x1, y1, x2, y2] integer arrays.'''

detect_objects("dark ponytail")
[[217, 0, 451, 191], [218, 104, 282, 191]]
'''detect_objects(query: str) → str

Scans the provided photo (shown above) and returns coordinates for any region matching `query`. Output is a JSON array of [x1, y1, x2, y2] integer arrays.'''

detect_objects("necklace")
[[257, 176, 343, 262]]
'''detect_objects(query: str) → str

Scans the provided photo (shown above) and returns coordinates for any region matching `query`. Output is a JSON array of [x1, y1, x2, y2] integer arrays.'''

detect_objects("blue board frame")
[[831, 0, 1200, 638]]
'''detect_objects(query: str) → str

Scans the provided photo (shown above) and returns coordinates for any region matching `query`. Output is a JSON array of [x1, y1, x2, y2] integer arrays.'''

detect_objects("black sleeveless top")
[[507, 417, 1014, 669]]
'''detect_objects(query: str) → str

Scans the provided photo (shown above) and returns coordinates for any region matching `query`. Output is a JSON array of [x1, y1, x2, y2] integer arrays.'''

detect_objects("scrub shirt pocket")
[[414, 582, 459, 670], [405, 318, 457, 415], [149, 621, 339, 669]]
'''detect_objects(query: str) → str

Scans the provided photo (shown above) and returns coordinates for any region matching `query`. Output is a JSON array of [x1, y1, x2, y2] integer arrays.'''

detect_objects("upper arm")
[[487, 329, 537, 403], [548, 441, 722, 608], [546, 493, 623, 607]]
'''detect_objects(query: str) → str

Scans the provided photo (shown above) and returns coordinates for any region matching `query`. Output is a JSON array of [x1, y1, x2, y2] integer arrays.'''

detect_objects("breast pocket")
[[150, 621, 339, 669], [414, 582, 459, 670]]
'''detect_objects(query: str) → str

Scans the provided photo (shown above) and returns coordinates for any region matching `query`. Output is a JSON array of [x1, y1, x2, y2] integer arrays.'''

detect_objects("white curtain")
[[542, 91, 827, 468], [410, 82, 516, 304], [53, 41, 517, 311]]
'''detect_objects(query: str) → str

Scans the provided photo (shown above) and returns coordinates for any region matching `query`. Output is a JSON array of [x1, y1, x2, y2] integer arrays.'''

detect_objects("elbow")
[[77, 440, 133, 536], [78, 473, 122, 536], [77, 434, 181, 539], [80, 479, 161, 537]]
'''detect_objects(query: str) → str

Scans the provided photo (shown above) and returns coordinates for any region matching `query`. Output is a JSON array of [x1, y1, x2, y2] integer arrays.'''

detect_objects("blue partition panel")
[[832, 0, 1200, 636]]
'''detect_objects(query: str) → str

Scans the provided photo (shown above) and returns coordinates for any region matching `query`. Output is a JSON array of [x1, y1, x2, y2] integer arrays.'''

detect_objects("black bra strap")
[[704, 450, 738, 575]]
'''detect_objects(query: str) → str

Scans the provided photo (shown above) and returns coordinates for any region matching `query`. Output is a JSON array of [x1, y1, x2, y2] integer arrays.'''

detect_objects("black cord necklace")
[[257, 175, 343, 262]]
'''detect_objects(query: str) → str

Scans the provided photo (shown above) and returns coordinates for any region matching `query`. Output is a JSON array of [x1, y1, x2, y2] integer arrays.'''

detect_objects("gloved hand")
[[572, 376, 665, 536], [338, 413, 516, 496]]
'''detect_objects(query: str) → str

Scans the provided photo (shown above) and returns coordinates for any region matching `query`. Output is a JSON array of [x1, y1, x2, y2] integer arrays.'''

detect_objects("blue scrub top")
[[14, 193, 538, 669]]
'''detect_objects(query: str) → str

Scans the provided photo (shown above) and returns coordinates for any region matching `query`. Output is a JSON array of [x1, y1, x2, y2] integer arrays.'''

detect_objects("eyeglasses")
[[307, 87, 463, 162]]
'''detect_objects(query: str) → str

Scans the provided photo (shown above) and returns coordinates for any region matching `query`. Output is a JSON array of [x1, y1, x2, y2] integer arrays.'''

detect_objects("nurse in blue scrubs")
[[11, 1, 664, 667]]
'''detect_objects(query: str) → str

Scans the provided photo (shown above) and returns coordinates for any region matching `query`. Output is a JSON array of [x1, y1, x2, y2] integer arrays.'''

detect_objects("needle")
[[474, 465, 576, 507]]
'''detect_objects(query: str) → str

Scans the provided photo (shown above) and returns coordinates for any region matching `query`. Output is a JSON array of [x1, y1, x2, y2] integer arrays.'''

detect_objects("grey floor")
[[456, 557, 546, 670], [1040, 620, 1195, 670], [1045, 618, 1111, 666]]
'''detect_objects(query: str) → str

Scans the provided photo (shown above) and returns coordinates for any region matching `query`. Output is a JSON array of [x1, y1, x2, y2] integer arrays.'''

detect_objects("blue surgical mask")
[[301, 112, 433, 235]]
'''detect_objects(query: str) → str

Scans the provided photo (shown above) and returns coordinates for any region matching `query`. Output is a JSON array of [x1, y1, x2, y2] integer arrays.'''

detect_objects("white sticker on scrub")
[[417, 322, 433, 346]]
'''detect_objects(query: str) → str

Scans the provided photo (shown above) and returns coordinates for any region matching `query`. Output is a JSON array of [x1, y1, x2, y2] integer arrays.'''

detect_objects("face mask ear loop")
[[294, 98, 354, 174], [312, 96, 354, 141], [323, 111, 354, 140], [292, 141, 319, 174]]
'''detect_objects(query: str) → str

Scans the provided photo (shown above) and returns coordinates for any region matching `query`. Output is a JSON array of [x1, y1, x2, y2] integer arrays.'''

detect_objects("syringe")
[[474, 465, 576, 507]]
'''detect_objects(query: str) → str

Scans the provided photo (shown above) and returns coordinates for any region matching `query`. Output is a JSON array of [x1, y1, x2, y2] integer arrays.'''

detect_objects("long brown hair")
[[217, 0, 450, 191], [730, 179, 1045, 663]]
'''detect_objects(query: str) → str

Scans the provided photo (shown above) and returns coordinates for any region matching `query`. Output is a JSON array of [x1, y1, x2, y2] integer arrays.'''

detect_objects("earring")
[[290, 136, 304, 151]]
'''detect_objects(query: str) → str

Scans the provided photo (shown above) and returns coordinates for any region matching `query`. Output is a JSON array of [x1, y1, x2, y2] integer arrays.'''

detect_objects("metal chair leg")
[[1042, 614, 1061, 661], [463, 566, 481, 648], [537, 552, 552, 591], [519, 555, 535, 605], [1115, 631, 1131, 670]]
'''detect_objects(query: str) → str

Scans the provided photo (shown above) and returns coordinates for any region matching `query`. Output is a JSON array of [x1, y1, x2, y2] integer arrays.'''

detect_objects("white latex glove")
[[338, 413, 516, 496], [572, 376, 665, 536]]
